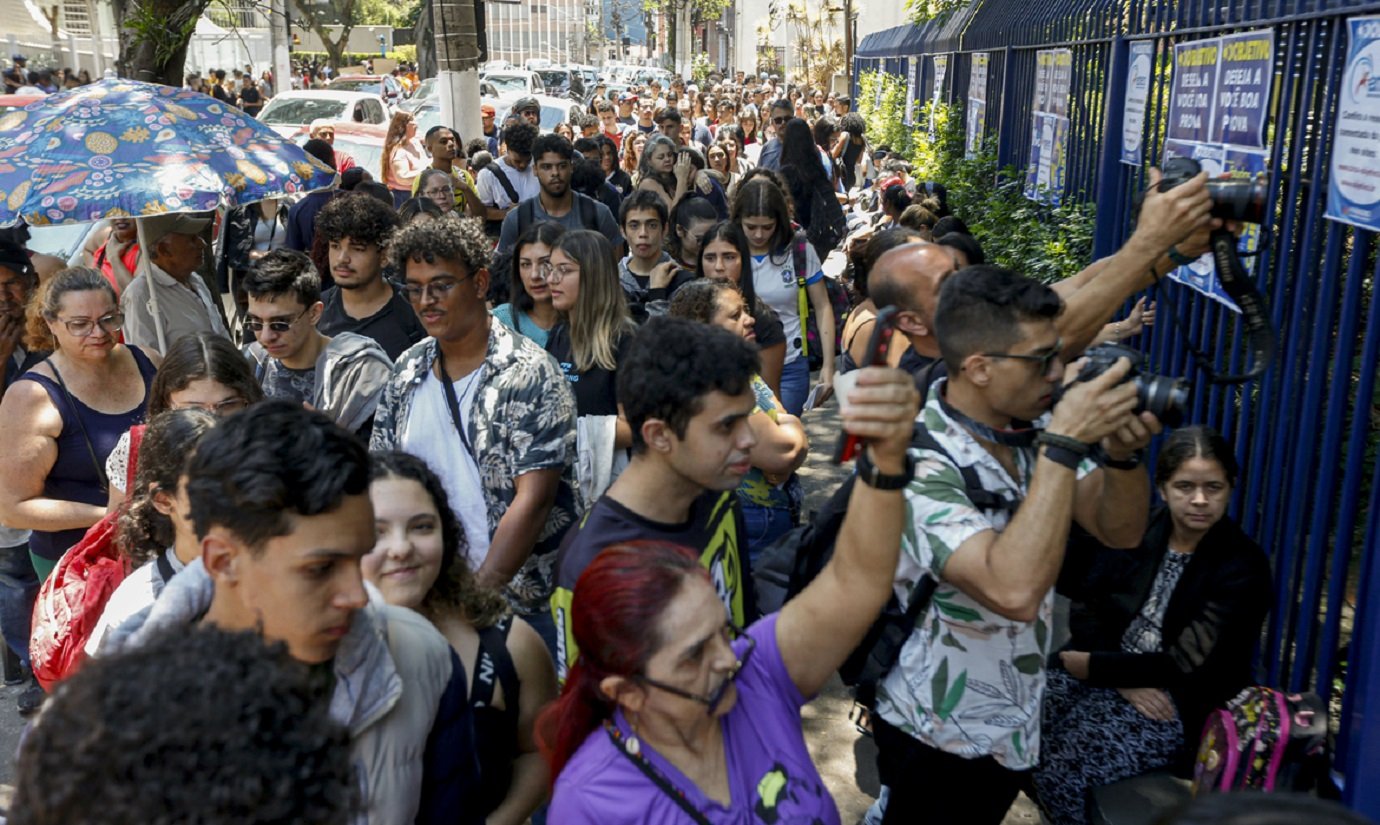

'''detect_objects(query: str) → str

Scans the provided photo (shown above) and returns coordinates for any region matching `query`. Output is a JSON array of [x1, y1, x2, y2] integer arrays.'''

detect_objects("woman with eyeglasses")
[[493, 221, 565, 349], [543, 230, 636, 503], [417, 168, 457, 215], [0, 268, 161, 583], [103, 331, 264, 511], [536, 357, 921, 824]]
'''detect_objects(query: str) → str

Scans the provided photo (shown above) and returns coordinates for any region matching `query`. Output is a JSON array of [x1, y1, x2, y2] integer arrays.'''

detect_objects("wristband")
[[1103, 452, 1144, 471], [1168, 245, 1197, 266], [1040, 443, 1083, 470], [1036, 431, 1093, 455], [856, 447, 915, 490]]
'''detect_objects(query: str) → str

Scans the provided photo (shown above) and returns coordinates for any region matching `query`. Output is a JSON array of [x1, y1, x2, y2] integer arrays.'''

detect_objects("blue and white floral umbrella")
[[0, 78, 335, 227]]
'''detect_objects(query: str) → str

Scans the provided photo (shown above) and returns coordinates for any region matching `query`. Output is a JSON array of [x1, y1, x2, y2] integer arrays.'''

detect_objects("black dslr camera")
[[1158, 156, 1269, 223], [1067, 343, 1188, 427]]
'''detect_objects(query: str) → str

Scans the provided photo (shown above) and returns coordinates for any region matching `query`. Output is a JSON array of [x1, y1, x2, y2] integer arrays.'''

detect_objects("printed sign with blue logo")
[[1326, 16, 1380, 232], [966, 52, 989, 159], [1121, 41, 1155, 165], [1025, 48, 1072, 203]]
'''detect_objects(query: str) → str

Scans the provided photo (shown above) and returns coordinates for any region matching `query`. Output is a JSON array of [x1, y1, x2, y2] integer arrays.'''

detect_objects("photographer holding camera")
[[869, 265, 1164, 825]]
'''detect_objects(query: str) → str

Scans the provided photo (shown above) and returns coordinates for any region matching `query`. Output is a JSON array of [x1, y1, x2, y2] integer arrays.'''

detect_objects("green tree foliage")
[[115, 0, 212, 84], [357, 0, 422, 28], [904, 0, 966, 25]]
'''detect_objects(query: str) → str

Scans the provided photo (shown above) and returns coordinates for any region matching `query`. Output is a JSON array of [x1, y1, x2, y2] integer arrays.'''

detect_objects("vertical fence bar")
[[1091, 35, 1128, 258]]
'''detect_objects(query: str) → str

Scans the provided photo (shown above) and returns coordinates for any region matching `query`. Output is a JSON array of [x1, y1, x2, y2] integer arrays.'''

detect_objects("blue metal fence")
[[855, 0, 1380, 814]]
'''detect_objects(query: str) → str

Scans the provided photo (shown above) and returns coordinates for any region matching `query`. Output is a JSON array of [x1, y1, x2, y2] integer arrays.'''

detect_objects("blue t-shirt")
[[492, 303, 554, 349]]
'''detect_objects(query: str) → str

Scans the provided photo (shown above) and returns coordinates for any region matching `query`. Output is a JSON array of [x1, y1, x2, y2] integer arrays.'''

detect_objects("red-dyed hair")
[[536, 541, 709, 782]]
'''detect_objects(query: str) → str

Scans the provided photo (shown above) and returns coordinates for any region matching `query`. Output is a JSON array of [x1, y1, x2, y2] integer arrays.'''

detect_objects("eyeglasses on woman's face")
[[55, 312, 124, 338]]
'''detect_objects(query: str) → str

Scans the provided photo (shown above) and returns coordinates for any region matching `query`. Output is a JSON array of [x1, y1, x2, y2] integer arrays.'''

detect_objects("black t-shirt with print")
[[551, 489, 751, 679], [545, 324, 633, 417], [317, 282, 425, 361]]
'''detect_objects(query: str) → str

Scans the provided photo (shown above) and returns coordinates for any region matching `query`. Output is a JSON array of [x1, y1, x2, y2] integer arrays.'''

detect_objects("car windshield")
[[487, 75, 529, 94], [260, 97, 349, 124], [27, 223, 92, 262], [413, 78, 436, 99], [331, 79, 382, 95], [537, 71, 570, 91]]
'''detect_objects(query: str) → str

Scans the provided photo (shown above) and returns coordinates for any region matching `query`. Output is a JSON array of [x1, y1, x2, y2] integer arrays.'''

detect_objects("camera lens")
[[1206, 175, 1268, 224], [1136, 376, 1189, 427]]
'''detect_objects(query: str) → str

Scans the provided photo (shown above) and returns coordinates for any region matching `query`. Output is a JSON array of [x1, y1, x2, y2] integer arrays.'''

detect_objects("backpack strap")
[[516, 198, 538, 238], [579, 192, 597, 227], [472, 617, 521, 714], [910, 422, 1019, 517], [125, 424, 145, 493], [792, 232, 810, 356], [489, 165, 519, 205]]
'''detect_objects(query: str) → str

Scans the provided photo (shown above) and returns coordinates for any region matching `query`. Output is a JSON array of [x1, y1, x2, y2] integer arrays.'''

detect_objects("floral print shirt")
[[875, 380, 1093, 770], [371, 319, 581, 614]]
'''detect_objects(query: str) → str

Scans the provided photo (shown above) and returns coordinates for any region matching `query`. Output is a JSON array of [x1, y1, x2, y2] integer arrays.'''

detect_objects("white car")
[[414, 93, 580, 137], [481, 70, 544, 101], [256, 90, 390, 139]]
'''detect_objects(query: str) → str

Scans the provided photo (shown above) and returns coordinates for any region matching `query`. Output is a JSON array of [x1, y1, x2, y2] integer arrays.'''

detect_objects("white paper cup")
[[834, 370, 862, 416]]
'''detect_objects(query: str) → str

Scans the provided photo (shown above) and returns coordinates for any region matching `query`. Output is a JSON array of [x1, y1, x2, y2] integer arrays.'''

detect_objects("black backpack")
[[753, 419, 1016, 707], [806, 178, 848, 259], [489, 194, 600, 305], [483, 165, 521, 238]]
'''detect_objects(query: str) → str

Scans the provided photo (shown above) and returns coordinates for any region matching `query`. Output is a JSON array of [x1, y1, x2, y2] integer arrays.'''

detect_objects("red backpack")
[[29, 425, 144, 691]]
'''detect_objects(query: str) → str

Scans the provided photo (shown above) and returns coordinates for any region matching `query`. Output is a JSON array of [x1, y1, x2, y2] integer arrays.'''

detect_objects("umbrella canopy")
[[0, 78, 336, 227]]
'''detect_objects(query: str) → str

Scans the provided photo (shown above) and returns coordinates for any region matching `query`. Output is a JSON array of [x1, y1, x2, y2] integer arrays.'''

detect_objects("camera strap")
[[1157, 228, 1276, 385], [938, 393, 1040, 448]]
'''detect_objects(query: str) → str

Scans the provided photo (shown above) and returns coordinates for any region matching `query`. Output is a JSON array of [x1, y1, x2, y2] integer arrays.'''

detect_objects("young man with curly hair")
[[314, 192, 426, 360], [371, 214, 579, 661]]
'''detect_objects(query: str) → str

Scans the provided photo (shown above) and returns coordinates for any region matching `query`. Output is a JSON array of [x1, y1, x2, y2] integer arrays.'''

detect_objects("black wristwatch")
[[856, 448, 915, 490], [1102, 452, 1144, 471]]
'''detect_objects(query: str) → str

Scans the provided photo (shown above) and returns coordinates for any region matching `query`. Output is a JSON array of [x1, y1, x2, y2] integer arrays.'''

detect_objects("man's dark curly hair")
[[10, 625, 355, 825], [184, 400, 370, 551], [314, 191, 401, 249], [502, 122, 538, 157], [617, 316, 759, 453], [389, 213, 492, 279]]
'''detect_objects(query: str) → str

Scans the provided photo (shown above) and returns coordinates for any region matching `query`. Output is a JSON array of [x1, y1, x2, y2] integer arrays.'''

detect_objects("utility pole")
[[271, 0, 291, 99], [432, 0, 482, 141]]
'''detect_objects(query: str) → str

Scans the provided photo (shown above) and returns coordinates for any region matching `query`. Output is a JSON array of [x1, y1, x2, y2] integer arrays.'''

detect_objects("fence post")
[[1092, 35, 1129, 260], [1342, 480, 1380, 816], [996, 44, 1018, 169]]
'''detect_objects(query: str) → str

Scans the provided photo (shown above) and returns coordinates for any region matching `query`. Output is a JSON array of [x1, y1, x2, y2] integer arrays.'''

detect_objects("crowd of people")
[[0, 63, 1341, 825]]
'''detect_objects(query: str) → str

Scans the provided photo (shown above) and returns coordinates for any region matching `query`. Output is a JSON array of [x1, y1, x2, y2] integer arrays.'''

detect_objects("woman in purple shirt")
[[538, 365, 920, 824]]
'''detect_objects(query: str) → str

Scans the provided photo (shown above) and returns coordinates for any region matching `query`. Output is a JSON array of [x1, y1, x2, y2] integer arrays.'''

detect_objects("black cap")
[[512, 96, 540, 113], [11, 54, 26, 63]]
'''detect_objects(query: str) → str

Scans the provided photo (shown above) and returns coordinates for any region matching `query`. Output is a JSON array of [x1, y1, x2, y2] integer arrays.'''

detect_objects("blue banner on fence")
[[1168, 39, 1220, 143], [1163, 139, 1269, 312], [1326, 16, 1380, 232], [1122, 41, 1155, 165], [1212, 30, 1274, 148]]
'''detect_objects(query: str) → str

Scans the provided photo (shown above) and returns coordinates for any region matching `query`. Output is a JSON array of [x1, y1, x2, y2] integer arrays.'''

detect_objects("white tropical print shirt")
[[371, 319, 581, 615], [875, 380, 1092, 770]]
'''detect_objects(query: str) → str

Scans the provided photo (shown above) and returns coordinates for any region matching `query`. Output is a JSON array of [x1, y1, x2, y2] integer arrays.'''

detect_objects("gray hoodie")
[[246, 331, 393, 433]]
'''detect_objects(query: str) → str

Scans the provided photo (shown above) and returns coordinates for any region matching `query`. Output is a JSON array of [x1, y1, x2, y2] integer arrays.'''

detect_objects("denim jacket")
[[370, 319, 581, 614]]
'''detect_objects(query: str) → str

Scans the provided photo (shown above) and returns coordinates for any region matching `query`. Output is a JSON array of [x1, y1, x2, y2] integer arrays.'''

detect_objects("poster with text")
[[966, 52, 989, 158], [1327, 16, 1380, 232], [903, 58, 917, 126], [929, 54, 949, 135], [1212, 30, 1274, 148], [1168, 39, 1220, 143], [1122, 40, 1155, 165], [1025, 48, 1072, 202], [1162, 139, 1269, 312]]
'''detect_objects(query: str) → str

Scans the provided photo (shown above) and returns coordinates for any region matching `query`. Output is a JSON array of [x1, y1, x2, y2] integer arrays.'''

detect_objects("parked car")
[[257, 90, 389, 139], [481, 70, 544, 101], [398, 77, 437, 114], [535, 67, 583, 102], [329, 74, 405, 107], [287, 121, 387, 178], [414, 93, 579, 137]]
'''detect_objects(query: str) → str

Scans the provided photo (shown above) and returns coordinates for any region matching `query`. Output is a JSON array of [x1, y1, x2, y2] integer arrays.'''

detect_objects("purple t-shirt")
[[550, 613, 840, 824]]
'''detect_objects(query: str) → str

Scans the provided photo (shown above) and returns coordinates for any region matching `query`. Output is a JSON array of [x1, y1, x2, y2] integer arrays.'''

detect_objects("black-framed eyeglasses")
[[635, 622, 755, 716], [771, 116, 788, 125], [244, 307, 309, 334], [402, 272, 474, 303], [56, 312, 124, 337], [980, 338, 1064, 375]]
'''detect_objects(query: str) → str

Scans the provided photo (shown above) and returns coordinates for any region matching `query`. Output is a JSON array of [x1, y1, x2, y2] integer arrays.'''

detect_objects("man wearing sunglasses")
[[243, 249, 391, 437], [120, 212, 230, 355], [870, 264, 1164, 824], [755, 99, 794, 172]]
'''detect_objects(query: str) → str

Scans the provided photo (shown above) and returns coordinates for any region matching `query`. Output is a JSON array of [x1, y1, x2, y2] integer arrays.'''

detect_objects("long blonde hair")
[[381, 111, 414, 183], [551, 230, 634, 372]]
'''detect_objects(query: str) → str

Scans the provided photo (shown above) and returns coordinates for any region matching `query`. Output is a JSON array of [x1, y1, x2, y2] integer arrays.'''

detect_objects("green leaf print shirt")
[[874, 381, 1093, 770]]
